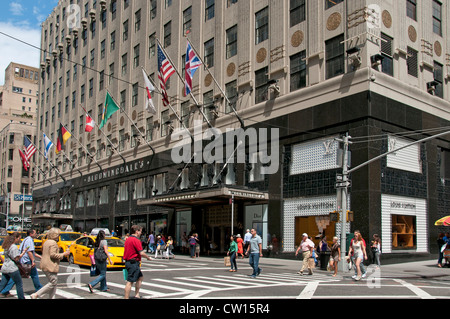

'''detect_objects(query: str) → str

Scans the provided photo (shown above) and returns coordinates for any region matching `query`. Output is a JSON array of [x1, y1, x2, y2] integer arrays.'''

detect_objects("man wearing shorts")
[[123, 225, 152, 299]]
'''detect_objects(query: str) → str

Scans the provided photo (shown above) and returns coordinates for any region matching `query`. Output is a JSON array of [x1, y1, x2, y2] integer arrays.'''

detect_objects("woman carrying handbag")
[[88, 230, 112, 293], [0, 232, 29, 299]]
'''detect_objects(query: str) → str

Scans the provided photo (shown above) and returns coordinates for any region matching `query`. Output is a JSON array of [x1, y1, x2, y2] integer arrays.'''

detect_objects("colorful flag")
[[43, 133, 54, 159], [185, 41, 202, 96], [23, 136, 36, 160], [157, 44, 175, 107], [19, 149, 30, 171], [99, 92, 120, 129], [56, 123, 71, 154], [85, 114, 95, 132], [142, 68, 157, 114]]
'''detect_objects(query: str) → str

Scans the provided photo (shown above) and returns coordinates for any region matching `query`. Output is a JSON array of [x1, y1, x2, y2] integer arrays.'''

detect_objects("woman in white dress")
[[348, 232, 367, 281]]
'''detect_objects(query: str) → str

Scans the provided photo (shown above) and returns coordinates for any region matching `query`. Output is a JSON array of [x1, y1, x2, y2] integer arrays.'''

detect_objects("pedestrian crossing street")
[[13, 259, 342, 299]]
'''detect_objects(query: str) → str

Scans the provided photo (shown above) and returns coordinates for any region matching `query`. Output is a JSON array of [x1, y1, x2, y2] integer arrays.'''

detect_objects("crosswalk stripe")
[[186, 276, 242, 288], [152, 278, 211, 290]]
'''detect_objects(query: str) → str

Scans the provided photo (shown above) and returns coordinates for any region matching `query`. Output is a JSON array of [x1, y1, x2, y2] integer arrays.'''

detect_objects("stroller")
[[443, 243, 450, 267]]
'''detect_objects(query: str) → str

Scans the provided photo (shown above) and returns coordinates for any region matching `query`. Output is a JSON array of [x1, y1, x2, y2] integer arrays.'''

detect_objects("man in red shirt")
[[124, 225, 152, 299]]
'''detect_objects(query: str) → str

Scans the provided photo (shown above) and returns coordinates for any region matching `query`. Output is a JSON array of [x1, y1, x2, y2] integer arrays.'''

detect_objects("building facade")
[[34, 0, 449, 259], [0, 62, 39, 229]]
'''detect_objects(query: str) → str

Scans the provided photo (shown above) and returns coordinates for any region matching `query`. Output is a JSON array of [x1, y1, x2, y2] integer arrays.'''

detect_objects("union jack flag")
[[157, 44, 175, 106], [185, 41, 202, 96]]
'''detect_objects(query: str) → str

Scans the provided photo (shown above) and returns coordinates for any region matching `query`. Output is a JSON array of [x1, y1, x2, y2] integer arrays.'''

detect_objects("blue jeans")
[[230, 252, 237, 270], [1, 262, 42, 295], [89, 260, 108, 291], [0, 271, 24, 299], [249, 253, 261, 276]]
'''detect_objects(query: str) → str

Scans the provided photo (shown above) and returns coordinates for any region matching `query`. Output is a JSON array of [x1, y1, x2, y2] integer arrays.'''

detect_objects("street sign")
[[335, 181, 351, 188], [13, 194, 33, 202]]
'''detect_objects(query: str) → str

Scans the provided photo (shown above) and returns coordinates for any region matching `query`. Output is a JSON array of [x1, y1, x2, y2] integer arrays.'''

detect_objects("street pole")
[[231, 193, 235, 236], [22, 186, 25, 230], [335, 134, 352, 272]]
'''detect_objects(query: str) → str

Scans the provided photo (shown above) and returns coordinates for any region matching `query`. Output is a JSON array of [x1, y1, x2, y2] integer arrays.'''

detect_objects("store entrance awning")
[[137, 187, 269, 209]]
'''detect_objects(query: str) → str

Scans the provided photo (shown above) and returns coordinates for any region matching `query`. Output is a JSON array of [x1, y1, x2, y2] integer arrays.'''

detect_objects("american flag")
[[185, 41, 202, 96], [23, 136, 36, 160], [157, 44, 175, 107]]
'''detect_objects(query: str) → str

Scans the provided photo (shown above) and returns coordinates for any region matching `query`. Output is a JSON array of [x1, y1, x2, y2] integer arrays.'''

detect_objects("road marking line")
[[297, 281, 319, 299], [394, 279, 435, 299]]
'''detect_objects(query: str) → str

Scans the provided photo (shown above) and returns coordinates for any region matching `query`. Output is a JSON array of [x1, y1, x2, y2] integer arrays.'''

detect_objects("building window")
[[76, 192, 84, 208], [432, 0, 442, 36], [406, 47, 418, 78], [99, 186, 109, 205], [204, 38, 215, 68], [133, 44, 140, 68], [153, 173, 166, 195], [181, 101, 190, 128], [325, 0, 344, 9], [392, 215, 416, 250], [290, 0, 305, 27], [406, 0, 417, 20], [87, 189, 96, 207], [164, 21, 172, 48], [123, 20, 129, 42], [203, 91, 214, 122], [183, 6, 192, 36], [133, 178, 146, 200], [325, 34, 345, 79], [135, 9, 141, 32], [119, 129, 126, 151], [146, 117, 154, 141], [110, 31, 116, 51], [161, 109, 170, 137], [380, 33, 393, 76], [290, 50, 307, 91], [150, 0, 157, 20], [132, 83, 139, 107], [255, 7, 269, 45], [227, 0, 238, 7], [255, 67, 269, 104], [122, 53, 128, 75], [205, 0, 215, 21], [225, 80, 237, 114], [117, 182, 128, 202], [433, 61, 443, 98], [226, 25, 238, 59]]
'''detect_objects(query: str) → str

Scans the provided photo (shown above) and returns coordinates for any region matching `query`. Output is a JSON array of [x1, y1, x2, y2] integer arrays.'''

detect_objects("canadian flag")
[[85, 114, 95, 132]]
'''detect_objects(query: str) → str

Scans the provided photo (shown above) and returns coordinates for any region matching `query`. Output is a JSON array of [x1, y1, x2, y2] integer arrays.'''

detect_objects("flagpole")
[[35, 164, 53, 186], [106, 90, 156, 161], [156, 38, 213, 128], [27, 136, 66, 183], [186, 37, 245, 129], [79, 104, 127, 165], [62, 122, 103, 171], [142, 67, 194, 143]]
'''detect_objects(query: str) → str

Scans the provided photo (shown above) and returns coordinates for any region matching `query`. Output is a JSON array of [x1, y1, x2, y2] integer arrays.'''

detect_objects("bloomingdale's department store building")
[[32, 0, 450, 260]]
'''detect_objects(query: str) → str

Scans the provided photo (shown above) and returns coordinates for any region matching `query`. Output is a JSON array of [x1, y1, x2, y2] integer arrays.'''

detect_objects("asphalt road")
[[8, 254, 450, 304]]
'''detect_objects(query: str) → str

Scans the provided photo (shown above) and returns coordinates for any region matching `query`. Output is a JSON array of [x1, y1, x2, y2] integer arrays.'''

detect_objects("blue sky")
[[0, 0, 58, 84]]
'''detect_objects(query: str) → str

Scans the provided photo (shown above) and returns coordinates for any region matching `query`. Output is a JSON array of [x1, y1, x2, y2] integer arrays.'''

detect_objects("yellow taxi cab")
[[68, 235, 125, 269], [42, 232, 82, 260], [34, 234, 45, 254]]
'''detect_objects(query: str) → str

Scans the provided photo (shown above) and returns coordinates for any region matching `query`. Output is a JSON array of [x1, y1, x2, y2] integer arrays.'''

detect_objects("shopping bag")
[[224, 256, 231, 267], [123, 268, 128, 281], [89, 254, 95, 265], [90, 265, 99, 277]]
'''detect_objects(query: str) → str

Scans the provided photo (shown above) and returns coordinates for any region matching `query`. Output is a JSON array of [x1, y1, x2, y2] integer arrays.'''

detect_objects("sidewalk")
[[175, 254, 450, 280]]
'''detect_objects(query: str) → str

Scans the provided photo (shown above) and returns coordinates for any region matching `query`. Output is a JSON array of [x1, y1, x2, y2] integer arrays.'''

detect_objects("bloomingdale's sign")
[[84, 160, 146, 183]]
